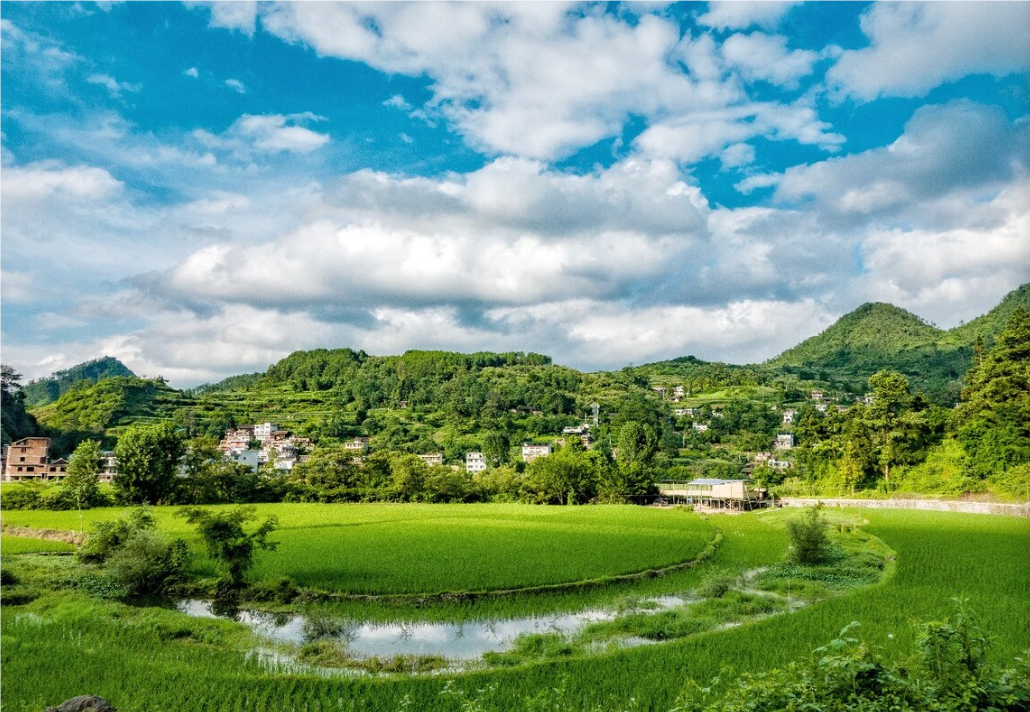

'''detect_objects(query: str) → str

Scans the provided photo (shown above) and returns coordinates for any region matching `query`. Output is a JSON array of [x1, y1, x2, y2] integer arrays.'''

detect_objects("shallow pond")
[[177, 595, 692, 660]]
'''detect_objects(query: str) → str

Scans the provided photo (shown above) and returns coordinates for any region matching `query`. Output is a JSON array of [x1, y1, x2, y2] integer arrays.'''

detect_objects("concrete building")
[[253, 422, 278, 442], [782, 409, 797, 425], [344, 437, 370, 451], [228, 449, 260, 472], [658, 478, 767, 510], [521, 443, 551, 463], [3, 438, 68, 482], [418, 453, 444, 466], [775, 433, 795, 450], [466, 452, 487, 473], [100, 451, 118, 483]]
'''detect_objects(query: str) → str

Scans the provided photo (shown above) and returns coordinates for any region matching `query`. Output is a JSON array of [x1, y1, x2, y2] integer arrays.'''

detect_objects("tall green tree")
[[63, 438, 105, 510], [953, 307, 1030, 476], [178, 506, 278, 588], [838, 422, 873, 496], [114, 422, 186, 504], [524, 444, 600, 505], [864, 370, 928, 486]]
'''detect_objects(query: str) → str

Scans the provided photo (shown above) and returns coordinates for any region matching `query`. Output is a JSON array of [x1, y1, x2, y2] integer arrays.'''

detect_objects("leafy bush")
[[674, 602, 1030, 712], [104, 531, 191, 596], [77, 508, 192, 595], [786, 505, 832, 565], [177, 506, 278, 588]]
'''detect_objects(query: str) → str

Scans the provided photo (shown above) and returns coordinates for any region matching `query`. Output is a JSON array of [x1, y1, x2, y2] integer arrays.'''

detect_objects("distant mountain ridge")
[[21, 356, 135, 407], [945, 283, 1030, 346], [639, 283, 1029, 405]]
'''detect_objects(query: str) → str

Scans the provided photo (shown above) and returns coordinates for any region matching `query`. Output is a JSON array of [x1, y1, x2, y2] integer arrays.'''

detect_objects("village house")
[[781, 409, 797, 425], [774, 433, 795, 450], [100, 451, 118, 483], [752, 451, 773, 463], [344, 437, 370, 451], [466, 452, 487, 474], [672, 385, 685, 402], [810, 390, 825, 402], [219, 427, 254, 453], [228, 449, 260, 472], [521, 443, 551, 463], [562, 424, 591, 435], [815, 403, 828, 413], [692, 422, 709, 432], [652, 386, 667, 399], [3, 437, 69, 483], [418, 453, 444, 466]]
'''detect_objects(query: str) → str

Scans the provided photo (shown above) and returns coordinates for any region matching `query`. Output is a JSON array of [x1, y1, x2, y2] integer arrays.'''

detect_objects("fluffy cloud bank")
[[827, 3, 1030, 101]]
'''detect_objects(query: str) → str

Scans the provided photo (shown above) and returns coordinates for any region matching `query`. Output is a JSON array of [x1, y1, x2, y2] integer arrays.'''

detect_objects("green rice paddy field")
[[1, 504, 1028, 711], [1, 503, 715, 594]]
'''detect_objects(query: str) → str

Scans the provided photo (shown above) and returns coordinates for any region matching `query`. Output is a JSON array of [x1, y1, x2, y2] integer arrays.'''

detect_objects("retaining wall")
[[780, 498, 1030, 518]]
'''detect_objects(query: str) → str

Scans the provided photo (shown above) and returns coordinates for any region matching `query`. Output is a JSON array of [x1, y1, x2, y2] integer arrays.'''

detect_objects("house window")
[[26, 466, 35, 472], [19, 456, 25, 462]]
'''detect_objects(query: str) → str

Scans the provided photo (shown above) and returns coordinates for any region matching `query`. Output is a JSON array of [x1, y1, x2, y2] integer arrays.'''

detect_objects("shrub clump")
[[786, 505, 833, 565], [674, 601, 1030, 712], [77, 508, 192, 596]]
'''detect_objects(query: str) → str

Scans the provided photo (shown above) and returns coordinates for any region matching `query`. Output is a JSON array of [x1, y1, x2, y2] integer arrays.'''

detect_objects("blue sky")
[[2, 1, 1029, 386]]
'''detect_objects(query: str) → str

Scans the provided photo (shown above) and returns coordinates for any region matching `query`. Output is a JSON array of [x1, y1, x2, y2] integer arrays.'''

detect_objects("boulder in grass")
[[44, 695, 115, 712]]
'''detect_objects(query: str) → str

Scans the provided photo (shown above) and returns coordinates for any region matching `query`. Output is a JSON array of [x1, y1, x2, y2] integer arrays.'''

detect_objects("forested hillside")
[[1, 365, 41, 447], [31, 376, 190, 453], [21, 356, 135, 407]]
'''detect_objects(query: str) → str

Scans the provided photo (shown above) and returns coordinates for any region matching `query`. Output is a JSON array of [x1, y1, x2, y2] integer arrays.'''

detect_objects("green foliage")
[[77, 508, 191, 595], [524, 444, 612, 505], [946, 283, 1030, 349], [953, 307, 1030, 477], [0, 508, 1026, 712], [1, 363, 42, 448], [5, 502, 715, 596], [675, 605, 1030, 712], [178, 506, 279, 587], [33, 376, 171, 433], [21, 356, 136, 407], [786, 505, 833, 565], [62, 439, 105, 509], [177, 437, 282, 505], [764, 302, 972, 405], [114, 422, 187, 504]]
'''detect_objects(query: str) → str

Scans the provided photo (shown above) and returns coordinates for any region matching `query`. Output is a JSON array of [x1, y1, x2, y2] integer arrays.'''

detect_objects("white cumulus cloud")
[[827, 3, 1030, 101]]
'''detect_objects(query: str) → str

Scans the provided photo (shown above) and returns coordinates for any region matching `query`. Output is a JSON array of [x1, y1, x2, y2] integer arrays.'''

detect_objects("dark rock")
[[44, 695, 116, 712]]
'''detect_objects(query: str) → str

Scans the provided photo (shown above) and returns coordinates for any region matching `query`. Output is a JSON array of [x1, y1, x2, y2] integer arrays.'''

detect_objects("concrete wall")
[[781, 498, 1030, 518]]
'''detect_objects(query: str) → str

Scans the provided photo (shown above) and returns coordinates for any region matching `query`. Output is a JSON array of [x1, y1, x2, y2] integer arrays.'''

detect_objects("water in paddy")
[[177, 596, 691, 660]]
